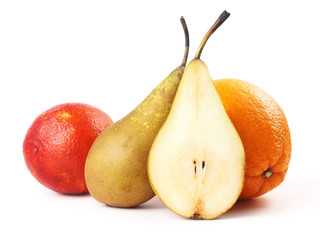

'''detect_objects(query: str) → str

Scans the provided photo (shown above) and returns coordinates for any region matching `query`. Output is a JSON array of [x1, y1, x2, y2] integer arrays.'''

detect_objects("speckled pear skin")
[[85, 66, 184, 207]]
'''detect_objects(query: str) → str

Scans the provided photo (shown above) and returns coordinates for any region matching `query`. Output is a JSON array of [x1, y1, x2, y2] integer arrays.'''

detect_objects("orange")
[[214, 79, 292, 199], [23, 103, 113, 194]]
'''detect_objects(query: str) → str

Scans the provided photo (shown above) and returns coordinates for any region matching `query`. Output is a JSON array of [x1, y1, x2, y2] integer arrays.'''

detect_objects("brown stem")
[[180, 16, 189, 67], [195, 10, 230, 59]]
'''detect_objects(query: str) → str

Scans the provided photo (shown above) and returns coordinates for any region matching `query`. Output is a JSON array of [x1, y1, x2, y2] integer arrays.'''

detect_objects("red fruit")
[[23, 103, 113, 194]]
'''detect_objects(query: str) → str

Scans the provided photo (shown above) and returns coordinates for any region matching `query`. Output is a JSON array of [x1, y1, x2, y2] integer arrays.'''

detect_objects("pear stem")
[[195, 10, 230, 59], [180, 16, 189, 67]]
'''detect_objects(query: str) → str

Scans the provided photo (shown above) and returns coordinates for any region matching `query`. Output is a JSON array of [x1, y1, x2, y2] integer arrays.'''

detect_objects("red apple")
[[23, 103, 113, 194]]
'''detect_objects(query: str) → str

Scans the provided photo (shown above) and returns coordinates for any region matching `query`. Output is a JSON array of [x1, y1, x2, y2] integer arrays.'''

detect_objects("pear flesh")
[[85, 66, 184, 207], [148, 59, 245, 219]]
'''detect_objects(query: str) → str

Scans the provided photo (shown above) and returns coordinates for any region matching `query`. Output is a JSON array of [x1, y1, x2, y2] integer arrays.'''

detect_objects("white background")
[[1, 0, 319, 239]]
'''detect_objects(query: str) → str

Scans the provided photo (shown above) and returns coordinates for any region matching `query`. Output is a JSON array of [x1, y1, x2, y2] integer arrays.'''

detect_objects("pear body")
[[85, 66, 184, 207], [148, 59, 245, 219]]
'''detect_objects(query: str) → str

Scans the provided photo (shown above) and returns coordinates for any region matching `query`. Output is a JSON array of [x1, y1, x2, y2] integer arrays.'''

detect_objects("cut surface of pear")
[[148, 59, 245, 219]]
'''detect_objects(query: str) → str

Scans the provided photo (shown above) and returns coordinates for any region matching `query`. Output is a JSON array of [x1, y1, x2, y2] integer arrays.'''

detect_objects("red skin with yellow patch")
[[23, 103, 113, 194]]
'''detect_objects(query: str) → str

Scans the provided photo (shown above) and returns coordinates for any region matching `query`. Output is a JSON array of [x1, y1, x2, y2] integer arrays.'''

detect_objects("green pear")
[[148, 11, 245, 219], [85, 17, 189, 207]]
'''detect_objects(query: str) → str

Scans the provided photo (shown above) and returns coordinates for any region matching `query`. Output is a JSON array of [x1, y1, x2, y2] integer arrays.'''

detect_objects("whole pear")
[[85, 17, 189, 207]]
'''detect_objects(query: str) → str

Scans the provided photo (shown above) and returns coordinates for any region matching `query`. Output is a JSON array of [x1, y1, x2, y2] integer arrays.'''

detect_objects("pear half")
[[148, 11, 245, 219]]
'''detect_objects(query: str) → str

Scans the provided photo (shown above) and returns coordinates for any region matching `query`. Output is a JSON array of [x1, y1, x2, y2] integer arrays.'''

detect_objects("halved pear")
[[148, 11, 245, 219]]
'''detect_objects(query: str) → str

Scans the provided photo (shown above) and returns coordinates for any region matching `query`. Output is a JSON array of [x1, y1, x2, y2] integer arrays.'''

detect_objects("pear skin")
[[86, 67, 184, 207]]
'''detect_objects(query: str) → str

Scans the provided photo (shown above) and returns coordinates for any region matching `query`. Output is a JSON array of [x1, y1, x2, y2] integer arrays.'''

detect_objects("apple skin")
[[23, 103, 113, 194]]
